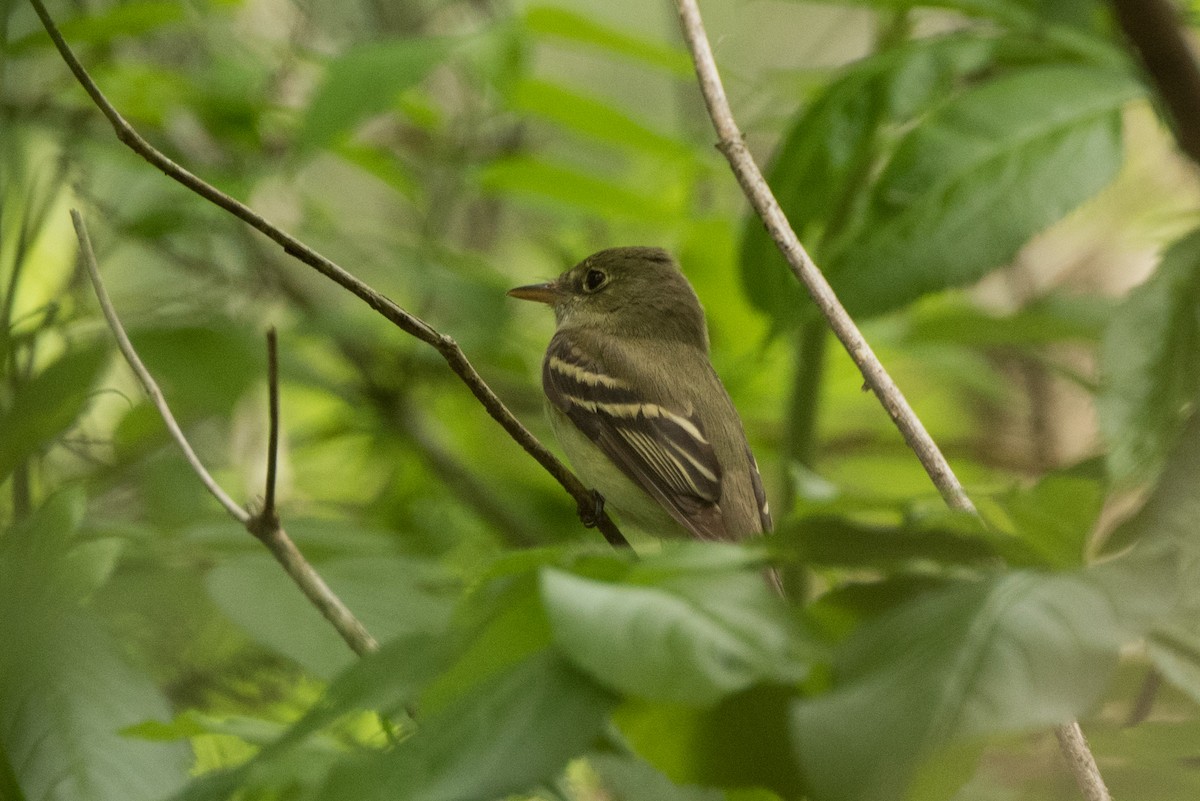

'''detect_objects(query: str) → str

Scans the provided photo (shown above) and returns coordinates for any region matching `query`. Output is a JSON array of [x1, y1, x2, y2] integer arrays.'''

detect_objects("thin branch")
[[673, 0, 974, 515], [671, 1, 1110, 799], [30, 0, 629, 551], [1110, 0, 1200, 166], [72, 209, 378, 657], [262, 328, 281, 526]]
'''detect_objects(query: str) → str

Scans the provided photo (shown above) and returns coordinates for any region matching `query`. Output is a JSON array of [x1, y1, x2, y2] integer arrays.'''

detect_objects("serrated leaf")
[[0, 344, 108, 482], [740, 34, 997, 326], [299, 37, 452, 148], [792, 572, 1124, 801], [540, 563, 804, 705], [824, 64, 1141, 318], [1098, 227, 1200, 484]]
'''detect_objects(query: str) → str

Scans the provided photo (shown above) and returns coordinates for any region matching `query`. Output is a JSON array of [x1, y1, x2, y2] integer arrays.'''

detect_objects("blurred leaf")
[[0, 493, 189, 801], [128, 325, 261, 419], [479, 156, 679, 220], [1098, 227, 1200, 485], [523, 6, 692, 76], [785, 514, 999, 569], [0, 343, 108, 482], [511, 78, 692, 158], [317, 651, 615, 801], [614, 684, 803, 796], [9, 1, 189, 53], [207, 553, 455, 679], [300, 37, 453, 149], [792, 571, 1124, 801], [740, 33, 997, 326], [540, 553, 806, 705], [588, 753, 724, 801], [904, 293, 1111, 347], [825, 64, 1141, 318], [1000, 474, 1103, 568]]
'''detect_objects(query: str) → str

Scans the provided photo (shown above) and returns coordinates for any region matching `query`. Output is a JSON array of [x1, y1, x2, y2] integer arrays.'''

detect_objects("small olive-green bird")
[[508, 247, 772, 544]]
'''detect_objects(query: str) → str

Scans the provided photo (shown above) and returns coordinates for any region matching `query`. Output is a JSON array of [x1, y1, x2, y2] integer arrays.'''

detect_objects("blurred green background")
[[4, 0, 1200, 800]]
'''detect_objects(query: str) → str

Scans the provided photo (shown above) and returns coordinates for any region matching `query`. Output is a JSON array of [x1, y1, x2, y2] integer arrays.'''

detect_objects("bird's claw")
[[579, 490, 605, 528]]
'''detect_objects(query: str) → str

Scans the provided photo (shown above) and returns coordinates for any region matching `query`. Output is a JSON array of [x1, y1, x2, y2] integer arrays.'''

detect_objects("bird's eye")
[[582, 268, 608, 292]]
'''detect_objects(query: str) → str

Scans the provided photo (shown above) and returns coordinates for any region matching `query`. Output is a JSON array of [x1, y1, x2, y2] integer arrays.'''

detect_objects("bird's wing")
[[543, 332, 728, 540]]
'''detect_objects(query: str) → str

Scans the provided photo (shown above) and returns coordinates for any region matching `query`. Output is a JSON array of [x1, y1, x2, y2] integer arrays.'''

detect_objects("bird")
[[507, 246, 772, 547]]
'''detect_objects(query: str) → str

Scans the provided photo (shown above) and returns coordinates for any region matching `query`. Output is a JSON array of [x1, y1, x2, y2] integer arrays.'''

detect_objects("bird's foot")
[[579, 490, 606, 528]]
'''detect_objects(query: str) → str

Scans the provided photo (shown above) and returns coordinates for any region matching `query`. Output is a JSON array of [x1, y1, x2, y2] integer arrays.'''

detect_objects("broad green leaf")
[[588, 753, 724, 801], [317, 651, 615, 801], [904, 293, 1110, 347], [740, 33, 997, 326], [1097, 227, 1200, 484], [792, 572, 1124, 801], [999, 474, 1104, 568], [785, 514, 999, 569], [207, 553, 455, 679], [299, 37, 452, 148], [510, 78, 692, 159], [479, 156, 680, 221], [0, 344, 108, 482], [540, 560, 804, 705], [127, 325, 261, 419], [8, 0, 189, 54], [0, 493, 189, 801], [824, 64, 1141, 318], [523, 6, 692, 77]]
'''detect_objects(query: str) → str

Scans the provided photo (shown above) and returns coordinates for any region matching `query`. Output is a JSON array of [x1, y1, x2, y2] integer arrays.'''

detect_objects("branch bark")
[[1110, 0, 1200, 166], [30, 0, 629, 551], [671, 1, 1109, 799], [72, 209, 378, 657]]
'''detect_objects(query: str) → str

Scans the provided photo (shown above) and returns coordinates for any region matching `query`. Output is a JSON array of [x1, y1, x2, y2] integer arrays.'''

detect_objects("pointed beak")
[[507, 281, 561, 305]]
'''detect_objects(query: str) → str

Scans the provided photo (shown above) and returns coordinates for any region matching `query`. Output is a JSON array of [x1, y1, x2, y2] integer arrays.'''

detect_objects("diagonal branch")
[[30, 0, 629, 551], [72, 209, 378, 657], [673, 0, 973, 515], [671, 1, 1109, 800]]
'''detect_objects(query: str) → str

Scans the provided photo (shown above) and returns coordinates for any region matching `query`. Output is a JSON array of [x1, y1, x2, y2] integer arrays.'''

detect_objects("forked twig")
[[72, 209, 378, 657]]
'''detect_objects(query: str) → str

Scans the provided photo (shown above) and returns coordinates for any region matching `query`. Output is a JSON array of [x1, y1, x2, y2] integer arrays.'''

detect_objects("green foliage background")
[[3, 0, 1200, 799]]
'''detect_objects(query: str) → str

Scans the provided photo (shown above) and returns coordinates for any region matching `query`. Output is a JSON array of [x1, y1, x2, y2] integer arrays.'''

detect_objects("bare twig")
[[1110, 0, 1200, 166], [30, 0, 629, 551], [262, 328, 281, 527], [673, 0, 974, 515], [671, 1, 1111, 798], [72, 209, 378, 657]]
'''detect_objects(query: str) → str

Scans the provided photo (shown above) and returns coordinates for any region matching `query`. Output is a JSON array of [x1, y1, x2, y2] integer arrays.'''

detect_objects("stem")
[[779, 319, 826, 517]]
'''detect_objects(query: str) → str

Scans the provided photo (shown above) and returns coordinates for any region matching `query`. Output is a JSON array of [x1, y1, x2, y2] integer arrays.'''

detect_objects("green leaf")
[[0, 494, 189, 801], [127, 325, 261, 420], [0, 344, 108, 482], [510, 78, 692, 159], [299, 37, 452, 148], [740, 33, 997, 326], [792, 572, 1124, 801], [479, 156, 679, 221], [523, 6, 692, 76], [904, 293, 1111, 347], [1097, 227, 1200, 484], [540, 556, 805, 705], [317, 651, 615, 801], [8, 1, 190, 54], [785, 514, 999, 570], [1000, 474, 1104, 568], [588, 753, 725, 801], [825, 64, 1141, 318], [206, 553, 455, 679]]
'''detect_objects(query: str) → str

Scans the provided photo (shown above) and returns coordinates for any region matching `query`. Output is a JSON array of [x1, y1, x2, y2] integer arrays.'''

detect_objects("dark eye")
[[582, 268, 608, 292]]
